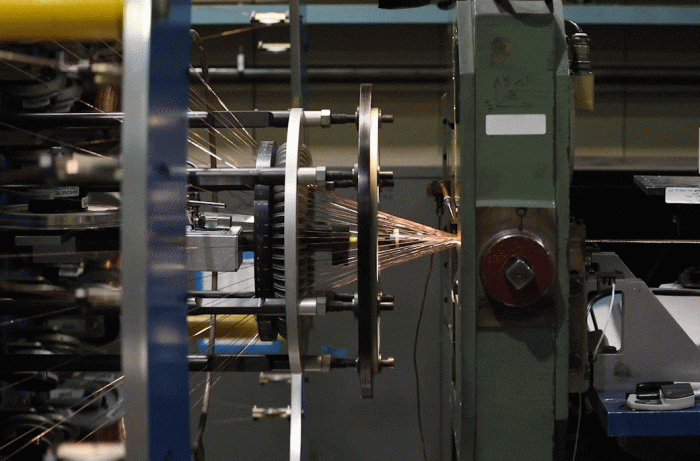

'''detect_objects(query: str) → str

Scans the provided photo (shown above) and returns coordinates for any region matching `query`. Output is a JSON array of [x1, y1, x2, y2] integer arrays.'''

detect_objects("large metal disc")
[[284, 108, 311, 375], [283, 109, 313, 461], [357, 84, 380, 398]]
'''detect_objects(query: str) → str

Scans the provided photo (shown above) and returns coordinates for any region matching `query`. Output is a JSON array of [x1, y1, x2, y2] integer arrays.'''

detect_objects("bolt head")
[[504, 257, 535, 291]]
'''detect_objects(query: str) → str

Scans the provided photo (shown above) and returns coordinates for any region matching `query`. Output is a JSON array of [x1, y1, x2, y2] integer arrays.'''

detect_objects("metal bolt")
[[504, 257, 535, 290], [379, 356, 395, 369]]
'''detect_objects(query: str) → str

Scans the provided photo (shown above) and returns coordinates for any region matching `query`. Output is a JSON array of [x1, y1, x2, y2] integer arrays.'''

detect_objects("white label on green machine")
[[665, 187, 700, 204], [485, 114, 546, 136]]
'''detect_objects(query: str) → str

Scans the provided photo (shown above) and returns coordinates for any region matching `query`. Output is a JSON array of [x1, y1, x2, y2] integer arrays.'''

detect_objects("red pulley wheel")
[[479, 233, 554, 307]]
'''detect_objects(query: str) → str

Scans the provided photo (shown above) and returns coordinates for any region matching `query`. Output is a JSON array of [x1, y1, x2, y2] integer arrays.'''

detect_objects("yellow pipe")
[[0, 0, 123, 42]]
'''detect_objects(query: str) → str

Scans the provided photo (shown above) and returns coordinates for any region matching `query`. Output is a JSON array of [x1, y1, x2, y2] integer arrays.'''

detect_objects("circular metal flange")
[[0, 204, 119, 230], [357, 84, 381, 398], [284, 108, 313, 375], [281, 110, 315, 461]]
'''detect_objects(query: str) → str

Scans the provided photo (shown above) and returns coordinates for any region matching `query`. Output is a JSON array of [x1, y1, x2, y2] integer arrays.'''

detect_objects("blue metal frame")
[[592, 390, 700, 437], [191, 4, 700, 26], [121, 0, 192, 460]]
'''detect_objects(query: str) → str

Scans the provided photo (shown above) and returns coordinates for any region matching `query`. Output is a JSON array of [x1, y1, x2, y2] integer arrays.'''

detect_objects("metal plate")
[[357, 84, 380, 398], [0, 204, 119, 230], [634, 175, 700, 196], [593, 253, 700, 392]]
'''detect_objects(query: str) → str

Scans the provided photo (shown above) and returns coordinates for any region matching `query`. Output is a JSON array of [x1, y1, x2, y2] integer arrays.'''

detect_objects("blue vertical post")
[[121, 1, 192, 460]]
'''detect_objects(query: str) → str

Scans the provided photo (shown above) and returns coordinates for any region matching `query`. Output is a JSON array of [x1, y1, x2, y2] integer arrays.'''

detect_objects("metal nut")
[[320, 109, 331, 127]]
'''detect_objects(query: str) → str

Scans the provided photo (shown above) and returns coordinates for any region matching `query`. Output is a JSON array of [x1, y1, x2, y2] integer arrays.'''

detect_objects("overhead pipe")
[[189, 66, 700, 95], [191, 66, 452, 83]]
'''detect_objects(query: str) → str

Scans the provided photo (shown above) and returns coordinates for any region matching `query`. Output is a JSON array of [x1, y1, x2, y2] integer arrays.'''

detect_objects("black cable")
[[644, 243, 669, 286], [586, 288, 614, 332], [565, 19, 582, 34], [572, 393, 583, 461], [413, 253, 433, 461], [589, 307, 599, 332]]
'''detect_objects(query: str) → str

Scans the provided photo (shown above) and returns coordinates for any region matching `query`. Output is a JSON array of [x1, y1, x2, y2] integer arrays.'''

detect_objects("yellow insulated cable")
[[0, 0, 123, 42]]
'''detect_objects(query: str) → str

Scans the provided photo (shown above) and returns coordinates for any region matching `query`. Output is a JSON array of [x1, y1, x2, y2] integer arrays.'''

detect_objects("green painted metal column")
[[455, 1, 572, 459]]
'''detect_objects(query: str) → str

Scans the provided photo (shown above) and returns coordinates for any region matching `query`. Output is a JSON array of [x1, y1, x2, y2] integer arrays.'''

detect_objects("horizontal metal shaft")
[[0, 110, 376, 130], [188, 167, 360, 190], [587, 239, 700, 245], [0, 354, 356, 372], [188, 167, 286, 189], [188, 297, 287, 315]]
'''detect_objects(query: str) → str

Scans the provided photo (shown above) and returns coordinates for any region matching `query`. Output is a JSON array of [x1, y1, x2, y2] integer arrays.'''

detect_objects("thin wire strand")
[[0, 336, 122, 394], [0, 377, 124, 458], [189, 68, 257, 148], [572, 393, 583, 461], [189, 91, 251, 152], [0, 120, 106, 158], [414, 254, 433, 461], [200, 22, 286, 42], [0, 305, 79, 327], [592, 281, 617, 361]]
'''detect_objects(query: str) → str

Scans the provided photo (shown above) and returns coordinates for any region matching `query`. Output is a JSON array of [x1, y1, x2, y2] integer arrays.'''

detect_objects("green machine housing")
[[449, 1, 573, 459]]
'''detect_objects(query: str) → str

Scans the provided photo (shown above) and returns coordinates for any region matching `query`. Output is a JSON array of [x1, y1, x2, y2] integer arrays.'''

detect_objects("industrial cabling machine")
[[447, 1, 574, 458], [0, 0, 698, 461], [0, 1, 411, 460]]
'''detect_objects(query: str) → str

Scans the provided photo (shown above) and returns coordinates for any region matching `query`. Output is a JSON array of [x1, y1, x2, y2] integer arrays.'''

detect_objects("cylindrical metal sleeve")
[[0, 0, 123, 42]]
